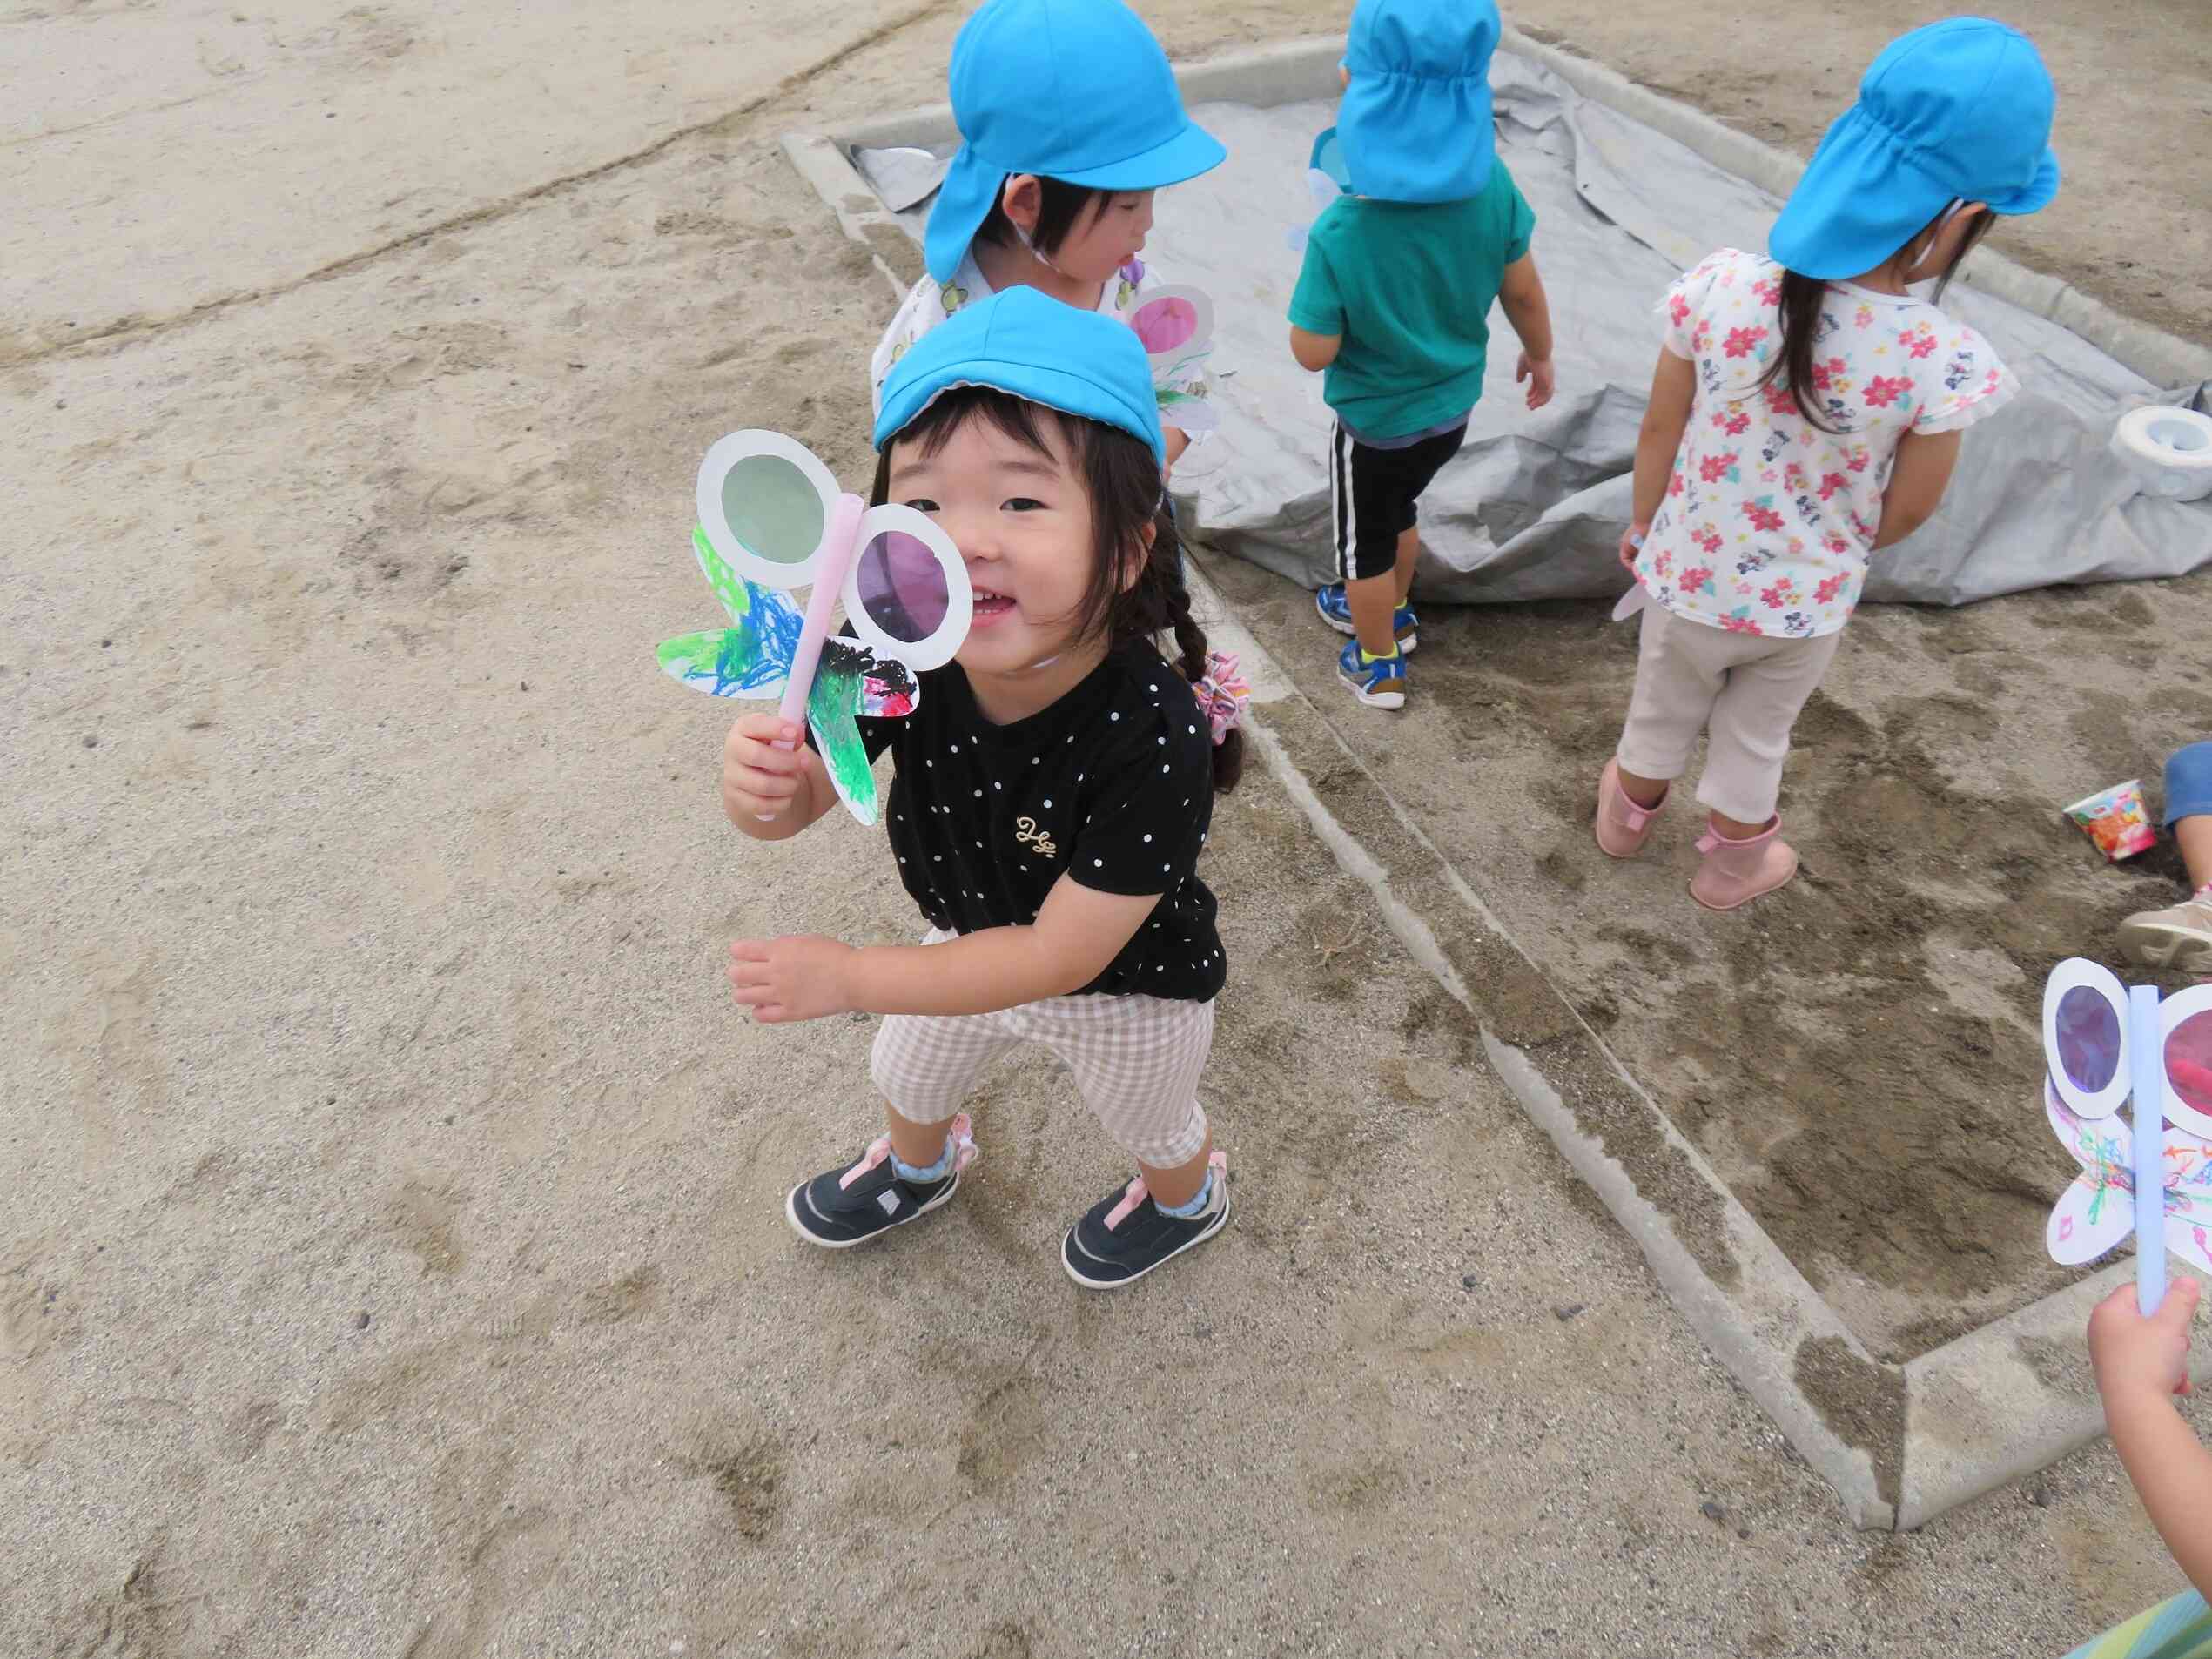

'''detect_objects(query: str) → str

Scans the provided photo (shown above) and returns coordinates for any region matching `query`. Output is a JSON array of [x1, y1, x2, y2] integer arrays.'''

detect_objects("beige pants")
[[1615, 601, 1842, 826]]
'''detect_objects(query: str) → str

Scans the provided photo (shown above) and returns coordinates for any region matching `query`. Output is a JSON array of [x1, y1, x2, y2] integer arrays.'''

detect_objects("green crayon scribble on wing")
[[809, 654, 879, 826], [693, 524, 754, 625]]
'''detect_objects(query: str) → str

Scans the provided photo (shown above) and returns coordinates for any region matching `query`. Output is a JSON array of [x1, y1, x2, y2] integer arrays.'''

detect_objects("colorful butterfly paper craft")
[[2044, 1081, 2212, 1274], [656, 431, 972, 827], [2041, 958, 2212, 1310], [1119, 285, 1219, 437]]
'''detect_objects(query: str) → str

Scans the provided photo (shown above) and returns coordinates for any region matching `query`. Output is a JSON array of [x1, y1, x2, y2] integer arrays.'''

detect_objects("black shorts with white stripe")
[[1328, 420, 1469, 583]]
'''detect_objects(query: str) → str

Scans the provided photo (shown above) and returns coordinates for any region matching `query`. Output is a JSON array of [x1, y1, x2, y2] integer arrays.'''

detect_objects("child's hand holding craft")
[[2088, 1272, 2212, 1609], [723, 715, 817, 830], [728, 935, 858, 1024], [2092, 1275, 2200, 1404]]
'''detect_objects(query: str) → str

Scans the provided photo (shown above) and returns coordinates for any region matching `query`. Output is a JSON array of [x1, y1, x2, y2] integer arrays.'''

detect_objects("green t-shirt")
[[1287, 161, 1536, 442]]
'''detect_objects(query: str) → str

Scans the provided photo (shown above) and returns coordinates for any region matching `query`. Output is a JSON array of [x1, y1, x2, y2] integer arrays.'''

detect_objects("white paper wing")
[[2046, 1081, 2135, 1264], [1157, 392, 1219, 435], [2171, 1219, 2212, 1278], [2043, 1079, 2212, 1269], [2048, 1176, 2134, 1265]]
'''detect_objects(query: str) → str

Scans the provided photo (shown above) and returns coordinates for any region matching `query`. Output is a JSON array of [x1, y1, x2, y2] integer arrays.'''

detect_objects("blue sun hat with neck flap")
[[1335, 0, 1502, 204], [875, 286, 1166, 467], [1770, 17, 2061, 280], [923, 0, 1227, 285]]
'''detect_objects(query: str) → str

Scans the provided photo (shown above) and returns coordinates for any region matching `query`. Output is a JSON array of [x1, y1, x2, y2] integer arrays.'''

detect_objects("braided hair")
[[870, 386, 1243, 795]]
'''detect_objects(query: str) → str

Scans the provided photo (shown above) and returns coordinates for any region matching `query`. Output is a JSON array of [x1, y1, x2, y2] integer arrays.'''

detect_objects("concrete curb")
[[1899, 1255, 2209, 1530], [1233, 702, 1894, 1530], [777, 37, 2188, 1529]]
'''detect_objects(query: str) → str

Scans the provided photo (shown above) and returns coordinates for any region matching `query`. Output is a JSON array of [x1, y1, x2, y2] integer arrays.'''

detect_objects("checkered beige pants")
[[871, 934, 1214, 1167]]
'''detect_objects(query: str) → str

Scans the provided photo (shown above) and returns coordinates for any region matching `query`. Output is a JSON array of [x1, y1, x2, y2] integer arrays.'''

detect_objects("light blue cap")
[[874, 286, 1166, 467], [1770, 17, 2061, 279], [924, 0, 1227, 284], [1337, 0, 1500, 204]]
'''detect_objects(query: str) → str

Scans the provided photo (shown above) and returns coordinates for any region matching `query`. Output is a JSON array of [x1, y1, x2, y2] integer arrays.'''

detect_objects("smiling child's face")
[[887, 412, 1109, 684]]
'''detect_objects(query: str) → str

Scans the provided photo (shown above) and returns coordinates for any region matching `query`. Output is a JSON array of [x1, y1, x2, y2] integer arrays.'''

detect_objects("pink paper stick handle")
[[756, 492, 864, 819], [2133, 984, 2168, 1315], [776, 491, 864, 737]]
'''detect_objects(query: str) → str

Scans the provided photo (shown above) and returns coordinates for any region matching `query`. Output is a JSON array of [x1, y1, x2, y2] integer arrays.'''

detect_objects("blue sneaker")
[[784, 1116, 976, 1248], [1061, 1153, 1229, 1290], [1337, 638, 1407, 709], [1314, 582, 1417, 652]]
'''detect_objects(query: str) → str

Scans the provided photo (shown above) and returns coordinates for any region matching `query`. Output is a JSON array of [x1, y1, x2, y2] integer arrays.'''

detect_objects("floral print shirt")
[[868, 253, 1209, 443], [1635, 247, 2017, 639]]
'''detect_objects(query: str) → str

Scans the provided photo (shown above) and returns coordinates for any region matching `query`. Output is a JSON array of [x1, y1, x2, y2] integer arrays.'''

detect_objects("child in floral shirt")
[[1635, 251, 2011, 641], [1595, 17, 2061, 910]]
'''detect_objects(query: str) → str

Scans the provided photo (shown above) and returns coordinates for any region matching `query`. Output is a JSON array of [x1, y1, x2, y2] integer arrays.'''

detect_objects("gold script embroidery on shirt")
[[1013, 816, 1058, 857]]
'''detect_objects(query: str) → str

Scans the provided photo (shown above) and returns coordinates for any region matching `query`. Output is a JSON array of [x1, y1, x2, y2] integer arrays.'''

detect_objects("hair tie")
[[1193, 650, 1250, 746]]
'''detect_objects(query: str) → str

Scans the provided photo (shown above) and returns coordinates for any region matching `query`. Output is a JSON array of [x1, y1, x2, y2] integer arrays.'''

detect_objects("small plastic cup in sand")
[[2063, 779, 2157, 862]]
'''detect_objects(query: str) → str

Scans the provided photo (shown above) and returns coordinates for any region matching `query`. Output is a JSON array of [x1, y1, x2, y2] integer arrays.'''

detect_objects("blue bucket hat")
[[1770, 17, 2060, 280], [1309, 126, 1351, 193], [924, 0, 1227, 284], [1337, 0, 1501, 204], [875, 286, 1166, 467]]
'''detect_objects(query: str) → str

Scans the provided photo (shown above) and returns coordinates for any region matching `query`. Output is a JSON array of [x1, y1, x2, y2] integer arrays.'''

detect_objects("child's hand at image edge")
[[2091, 1275, 2201, 1406]]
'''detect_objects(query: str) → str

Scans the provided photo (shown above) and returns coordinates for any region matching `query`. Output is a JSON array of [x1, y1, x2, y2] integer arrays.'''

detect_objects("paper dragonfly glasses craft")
[[656, 431, 973, 826], [1119, 285, 1218, 436], [2041, 958, 2212, 1313], [1285, 127, 1351, 252]]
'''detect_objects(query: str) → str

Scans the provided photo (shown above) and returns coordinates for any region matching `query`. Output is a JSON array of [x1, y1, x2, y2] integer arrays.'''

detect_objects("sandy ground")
[[5, 2, 2209, 1655], [1207, 560, 2212, 1366]]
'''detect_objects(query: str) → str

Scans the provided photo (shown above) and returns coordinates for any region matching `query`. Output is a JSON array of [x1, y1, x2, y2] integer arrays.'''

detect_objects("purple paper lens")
[[2169, 1009, 2212, 1119], [2054, 984, 2121, 1094], [1130, 297, 1197, 356], [856, 531, 948, 645]]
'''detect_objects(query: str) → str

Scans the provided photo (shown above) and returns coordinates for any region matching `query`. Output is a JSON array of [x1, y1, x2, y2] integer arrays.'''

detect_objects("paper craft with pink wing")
[[2041, 958, 2212, 1312]]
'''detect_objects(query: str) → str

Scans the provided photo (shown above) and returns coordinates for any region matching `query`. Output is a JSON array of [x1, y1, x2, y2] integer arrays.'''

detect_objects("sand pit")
[[1202, 557, 2212, 1364], [10, 0, 2212, 1649]]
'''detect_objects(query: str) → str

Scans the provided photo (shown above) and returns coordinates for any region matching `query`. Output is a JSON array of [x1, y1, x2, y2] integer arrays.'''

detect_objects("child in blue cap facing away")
[[1288, 0, 1556, 711], [726, 288, 1247, 1290], [1595, 17, 2059, 910], [868, 0, 1226, 481]]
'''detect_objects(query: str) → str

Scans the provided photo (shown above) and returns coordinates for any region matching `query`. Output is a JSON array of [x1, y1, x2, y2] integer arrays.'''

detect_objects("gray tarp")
[[858, 53, 2209, 606]]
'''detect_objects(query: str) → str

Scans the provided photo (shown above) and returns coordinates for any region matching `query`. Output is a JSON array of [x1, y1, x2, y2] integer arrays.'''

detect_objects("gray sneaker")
[[2118, 891, 2212, 975]]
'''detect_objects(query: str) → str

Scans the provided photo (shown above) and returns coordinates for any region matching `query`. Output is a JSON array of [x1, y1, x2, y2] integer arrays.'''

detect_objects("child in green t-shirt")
[[1288, 0, 1556, 709]]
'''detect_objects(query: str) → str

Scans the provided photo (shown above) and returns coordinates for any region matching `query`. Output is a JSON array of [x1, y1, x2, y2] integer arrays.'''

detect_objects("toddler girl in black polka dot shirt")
[[722, 288, 1247, 1289]]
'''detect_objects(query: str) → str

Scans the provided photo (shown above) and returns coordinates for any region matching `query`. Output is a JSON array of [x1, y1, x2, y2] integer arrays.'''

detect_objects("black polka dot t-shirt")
[[853, 639, 1226, 1003]]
